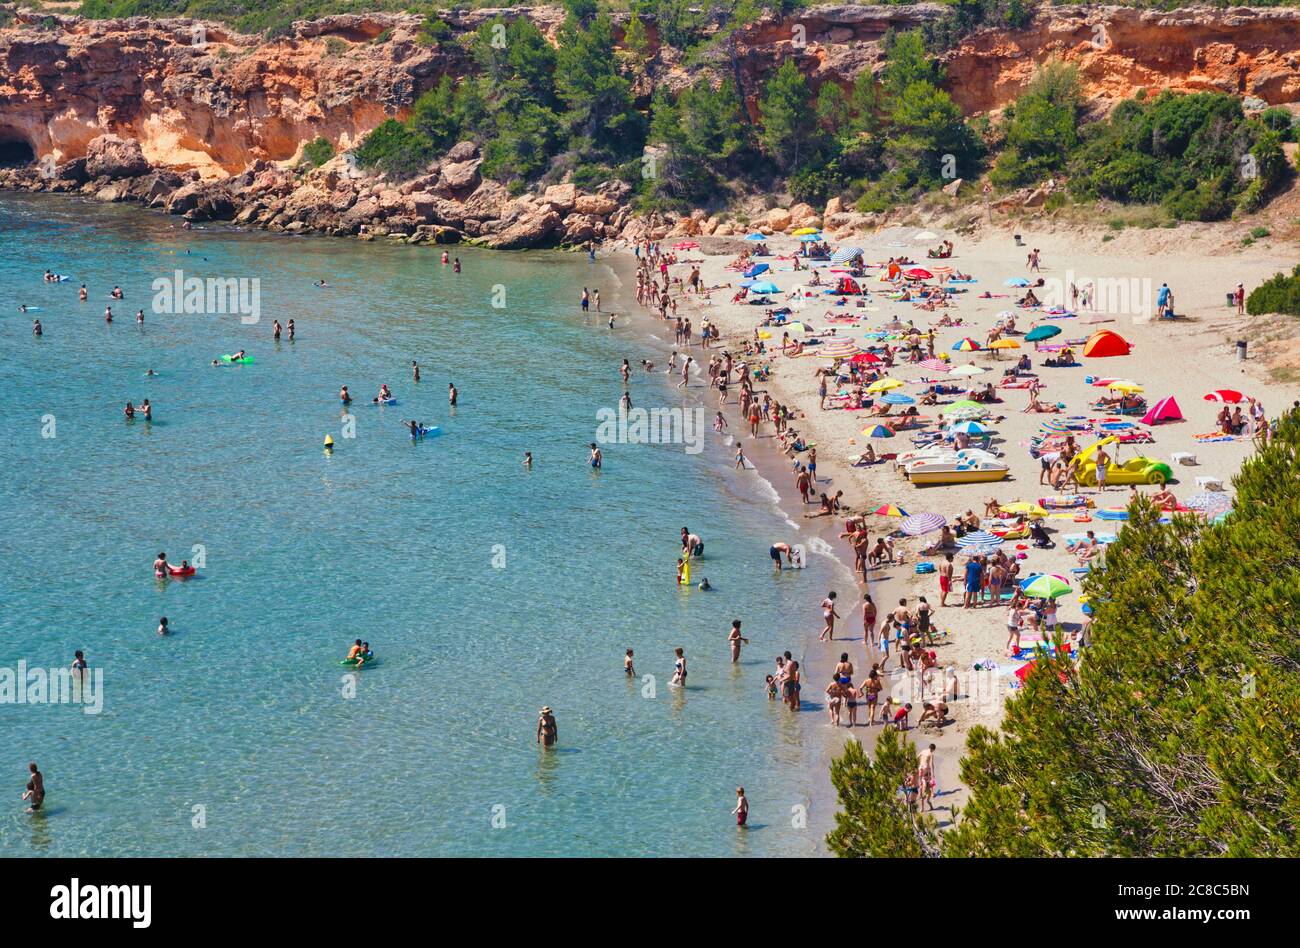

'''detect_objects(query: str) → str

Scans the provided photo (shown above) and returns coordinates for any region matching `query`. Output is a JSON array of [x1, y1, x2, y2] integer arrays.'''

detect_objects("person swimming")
[[32, 320, 41, 336]]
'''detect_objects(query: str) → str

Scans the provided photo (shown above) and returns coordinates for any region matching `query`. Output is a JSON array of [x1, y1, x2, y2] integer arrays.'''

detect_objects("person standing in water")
[[412, 360, 420, 383], [624, 649, 635, 677], [728, 620, 749, 664], [588, 443, 602, 469], [523, 451, 533, 470], [448, 382, 458, 407], [536, 707, 558, 747], [272, 320, 281, 340], [733, 787, 749, 828], [22, 763, 44, 814], [287, 319, 295, 341]]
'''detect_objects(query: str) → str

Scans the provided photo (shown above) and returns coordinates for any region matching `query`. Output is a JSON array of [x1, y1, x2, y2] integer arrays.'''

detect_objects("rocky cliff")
[[0, 4, 1296, 247]]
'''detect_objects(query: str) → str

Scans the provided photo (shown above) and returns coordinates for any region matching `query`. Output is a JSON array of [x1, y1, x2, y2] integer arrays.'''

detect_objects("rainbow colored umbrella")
[[863, 424, 895, 438], [872, 504, 909, 517], [952, 338, 981, 352], [1020, 574, 1073, 599]]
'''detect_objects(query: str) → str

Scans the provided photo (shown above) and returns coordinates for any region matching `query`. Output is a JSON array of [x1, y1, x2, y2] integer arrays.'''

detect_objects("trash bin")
[[1236, 339, 1248, 362], [1014, 234, 1023, 246], [1226, 292, 1235, 307]]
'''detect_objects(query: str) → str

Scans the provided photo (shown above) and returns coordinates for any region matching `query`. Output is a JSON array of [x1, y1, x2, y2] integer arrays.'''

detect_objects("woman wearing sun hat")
[[536, 707, 558, 748]]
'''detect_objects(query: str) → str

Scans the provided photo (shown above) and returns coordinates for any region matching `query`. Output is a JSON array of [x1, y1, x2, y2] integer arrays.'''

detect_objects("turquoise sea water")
[[0, 193, 841, 857]]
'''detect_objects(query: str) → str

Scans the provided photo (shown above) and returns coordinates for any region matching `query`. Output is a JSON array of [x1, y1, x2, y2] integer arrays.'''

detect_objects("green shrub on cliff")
[[1246, 265, 1300, 317], [1068, 91, 1290, 222], [990, 60, 1082, 188], [300, 136, 335, 168], [353, 119, 434, 179]]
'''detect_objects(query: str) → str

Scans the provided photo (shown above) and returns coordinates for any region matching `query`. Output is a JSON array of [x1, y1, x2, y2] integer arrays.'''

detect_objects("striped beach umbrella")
[[952, 338, 981, 352], [830, 247, 864, 265], [872, 504, 909, 517], [1040, 419, 1074, 432], [948, 420, 989, 435], [862, 424, 895, 438], [956, 531, 1002, 548], [918, 358, 950, 373], [901, 512, 946, 536], [960, 544, 1001, 557], [949, 364, 985, 377]]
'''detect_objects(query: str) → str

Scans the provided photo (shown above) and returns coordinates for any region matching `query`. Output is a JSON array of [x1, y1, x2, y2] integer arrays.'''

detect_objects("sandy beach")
[[614, 216, 1300, 829]]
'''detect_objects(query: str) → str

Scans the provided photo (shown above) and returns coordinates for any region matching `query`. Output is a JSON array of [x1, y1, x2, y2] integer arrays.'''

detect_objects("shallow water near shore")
[[0, 193, 844, 857]]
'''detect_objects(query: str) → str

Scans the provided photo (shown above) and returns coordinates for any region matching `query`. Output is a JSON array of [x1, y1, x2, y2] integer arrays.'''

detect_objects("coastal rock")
[[561, 212, 602, 244], [788, 202, 819, 228], [436, 157, 482, 195], [943, 177, 964, 197], [574, 193, 619, 217], [84, 135, 150, 180], [486, 206, 562, 250], [824, 196, 843, 218], [766, 207, 792, 231], [445, 140, 479, 163], [541, 183, 577, 215]]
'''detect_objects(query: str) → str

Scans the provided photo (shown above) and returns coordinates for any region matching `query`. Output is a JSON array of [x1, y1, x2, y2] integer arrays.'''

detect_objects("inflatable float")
[[339, 653, 376, 667], [167, 565, 196, 577], [219, 354, 254, 364]]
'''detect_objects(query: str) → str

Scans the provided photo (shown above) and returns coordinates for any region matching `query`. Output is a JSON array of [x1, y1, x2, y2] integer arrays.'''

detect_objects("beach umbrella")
[[914, 230, 938, 241], [866, 378, 904, 393], [792, 227, 821, 236], [1020, 574, 1073, 599], [672, 241, 699, 250], [1025, 325, 1061, 342], [901, 512, 946, 536], [1185, 491, 1232, 513], [948, 420, 989, 435], [957, 531, 1002, 548], [1005, 277, 1030, 287], [881, 392, 915, 405], [744, 233, 766, 241], [849, 352, 882, 365], [742, 263, 770, 278], [1040, 419, 1074, 432], [952, 338, 981, 352], [830, 247, 864, 265], [797, 233, 823, 243], [1204, 389, 1245, 403], [1106, 379, 1143, 393], [783, 322, 809, 334], [990, 339, 1021, 350], [872, 504, 909, 517], [904, 267, 933, 280], [749, 281, 780, 294], [918, 358, 950, 373], [949, 364, 985, 377], [1001, 502, 1049, 517], [944, 400, 986, 414], [961, 544, 1001, 557], [931, 266, 953, 276], [863, 424, 895, 438]]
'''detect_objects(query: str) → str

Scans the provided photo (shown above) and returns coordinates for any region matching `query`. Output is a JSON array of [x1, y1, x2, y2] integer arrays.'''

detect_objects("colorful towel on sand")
[[1039, 495, 1091, 510], [998, 378, 1035, 389], [1194, 432, 1238, 443]]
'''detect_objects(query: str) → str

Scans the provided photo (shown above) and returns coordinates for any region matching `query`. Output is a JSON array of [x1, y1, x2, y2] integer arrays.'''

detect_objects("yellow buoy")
[[323, 435, 334, 448]]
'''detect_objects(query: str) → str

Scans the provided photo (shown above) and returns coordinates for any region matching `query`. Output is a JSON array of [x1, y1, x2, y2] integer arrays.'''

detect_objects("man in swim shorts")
[[769, 542, 794, 570]]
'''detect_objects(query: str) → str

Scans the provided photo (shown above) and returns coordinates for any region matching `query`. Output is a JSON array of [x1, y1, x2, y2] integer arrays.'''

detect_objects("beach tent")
[[1140, 395, 1183, 426], [743, 263, 769, 278], [835, 276, 862, 294], [1082, 329, 1132, 358], [744, 233, 766, 241]]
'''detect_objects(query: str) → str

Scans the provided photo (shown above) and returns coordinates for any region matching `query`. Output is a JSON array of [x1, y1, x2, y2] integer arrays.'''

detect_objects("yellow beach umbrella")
[[792, 227, 821, 236], [990, 338, 1021, 349], [866, 377, 904, 394], [1107, 380, 1144, 393]]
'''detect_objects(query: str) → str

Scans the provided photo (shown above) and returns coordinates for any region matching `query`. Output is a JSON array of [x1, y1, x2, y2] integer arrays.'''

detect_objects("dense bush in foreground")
[[831, 411, 1300, 857]]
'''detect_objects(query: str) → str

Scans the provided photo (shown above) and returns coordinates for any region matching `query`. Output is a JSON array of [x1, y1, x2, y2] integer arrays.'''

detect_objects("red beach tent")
[[1082, 329, 1132, 358]]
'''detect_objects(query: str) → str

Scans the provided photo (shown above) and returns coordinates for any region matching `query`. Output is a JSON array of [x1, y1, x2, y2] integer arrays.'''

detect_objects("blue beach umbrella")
[[745, 233, 766, 241], [797, 233, 823, 242], [1005, 277, 1030, 287], [881, 393, 915, 405], [743, 263, 769, 278], [948, 420, 988, 435], [1025, 324, 1061, 342], [749, 281, 780, 294]]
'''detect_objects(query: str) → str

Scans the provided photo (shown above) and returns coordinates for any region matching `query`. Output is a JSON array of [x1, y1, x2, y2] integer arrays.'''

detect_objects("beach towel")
[[1194, 432, 1237, 443], [1039, 495, 1091, 510]]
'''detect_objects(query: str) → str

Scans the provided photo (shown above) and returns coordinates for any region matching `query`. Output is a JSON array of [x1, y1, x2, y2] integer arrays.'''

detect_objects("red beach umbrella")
[[1204, 389, 1244, 403]]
